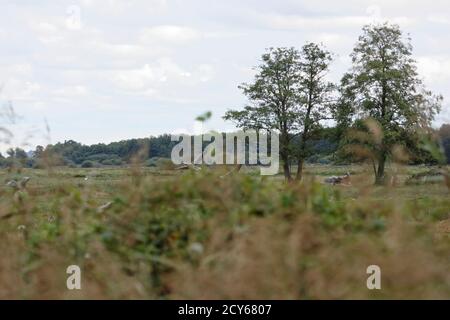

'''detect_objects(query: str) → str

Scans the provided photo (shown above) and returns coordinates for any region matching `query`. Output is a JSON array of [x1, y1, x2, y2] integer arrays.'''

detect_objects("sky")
[[1, 0, 450, 151]]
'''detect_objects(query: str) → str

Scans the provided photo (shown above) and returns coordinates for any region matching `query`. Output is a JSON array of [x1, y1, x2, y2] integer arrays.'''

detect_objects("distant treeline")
[[1, 124, 449, 169]]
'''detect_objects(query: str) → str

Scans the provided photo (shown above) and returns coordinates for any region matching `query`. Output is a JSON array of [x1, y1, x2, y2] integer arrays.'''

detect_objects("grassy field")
[[0, 164, 449, 299]]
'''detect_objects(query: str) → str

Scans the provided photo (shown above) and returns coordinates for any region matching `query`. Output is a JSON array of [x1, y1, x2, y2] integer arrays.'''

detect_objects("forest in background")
[[0, 123, 449, 169]]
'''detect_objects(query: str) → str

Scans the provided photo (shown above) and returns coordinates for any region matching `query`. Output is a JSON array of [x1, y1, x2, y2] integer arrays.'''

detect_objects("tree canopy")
[[337, 23, 443, 184], [224, 44, 335, 180]]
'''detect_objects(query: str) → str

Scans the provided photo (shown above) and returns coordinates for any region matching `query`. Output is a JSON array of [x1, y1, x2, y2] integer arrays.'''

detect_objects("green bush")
[[101, 159, 114, 165], [146, 157, 162, 167], [146, 157, 174, 169], [81, 160, 95, 168]]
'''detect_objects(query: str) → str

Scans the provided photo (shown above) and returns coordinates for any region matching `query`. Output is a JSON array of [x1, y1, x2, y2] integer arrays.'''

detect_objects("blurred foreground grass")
[[0, 165, 449, 299]]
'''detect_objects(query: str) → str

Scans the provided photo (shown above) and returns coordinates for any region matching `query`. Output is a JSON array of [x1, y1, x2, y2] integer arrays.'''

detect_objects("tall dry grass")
[[0, 167, 449, 299]]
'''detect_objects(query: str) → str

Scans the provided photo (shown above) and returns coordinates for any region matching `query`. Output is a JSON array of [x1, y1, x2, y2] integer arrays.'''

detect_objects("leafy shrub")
[[145, 157, 161, 167], [146, 157, 175, 169], [81, 160, 95, 168], [307, 154, 333, 164], [101, 159, 113, 165], [112, 159, 123, 165]]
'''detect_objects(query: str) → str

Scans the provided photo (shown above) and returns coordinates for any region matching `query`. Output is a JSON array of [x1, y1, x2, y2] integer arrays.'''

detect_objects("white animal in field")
[[324, 172, 351, 186], [97, 201, 113, 213], [5, 176, 31, 190]]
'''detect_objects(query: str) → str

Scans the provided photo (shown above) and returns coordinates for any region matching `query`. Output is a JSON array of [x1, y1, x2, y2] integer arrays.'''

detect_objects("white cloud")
[[259, 13, 415, 30], [427, 15, 450, 25], [112, 59, 215, 96], [291, 0, 447, 15], [2, 64, 34, 78], [113, 59, 186, 92], [80, 0, 168, 15], [0, 63, 41, 101], [310, 33, 353, 47], [139, 25, 201, 45], [417, 56, 450, 83], [53, 85, 89, 98], [29, 21, 64, 44], [196, 64, 214, 82]]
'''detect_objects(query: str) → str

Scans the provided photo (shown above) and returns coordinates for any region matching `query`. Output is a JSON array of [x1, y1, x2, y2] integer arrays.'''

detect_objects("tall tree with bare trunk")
[[338, 23, 442, 185]]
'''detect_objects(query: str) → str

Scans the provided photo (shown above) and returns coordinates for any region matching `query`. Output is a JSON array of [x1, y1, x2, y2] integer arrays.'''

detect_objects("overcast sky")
[[1, 0, 450, 150]]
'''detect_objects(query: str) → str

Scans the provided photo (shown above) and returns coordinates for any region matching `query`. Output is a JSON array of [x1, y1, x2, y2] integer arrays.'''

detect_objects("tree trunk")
[[295, 133, 308, 181], [296, 97, 312, 181], [280, 129, 292, 181], [282, 153, 292, 181], [296, 157, 304, 181], [375, 151, 387, 185]]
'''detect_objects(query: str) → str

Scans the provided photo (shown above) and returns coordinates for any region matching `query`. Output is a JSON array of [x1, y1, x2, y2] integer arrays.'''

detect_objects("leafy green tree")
[[338, 23, 442, 184], [225, 45, 334, 180], [34, 145, 45, 158], [14, 147, 28, 160], [295, 43, 335, 180], [224, 47, 303, 180], [6, 148, 15, 158]]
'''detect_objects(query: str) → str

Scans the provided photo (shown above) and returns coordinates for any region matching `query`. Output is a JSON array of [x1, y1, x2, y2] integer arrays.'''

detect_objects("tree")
[[294, 43, 334, 180], [14, 147, 28, 160], [81, 160, 95, 168], [224, 45, 334, 181], [224, 47, 303, 180], [6, 148, 15, 158], [338, 23, 442, 184], [438, 124, 450, 164], [34, 145, 45, 158]]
